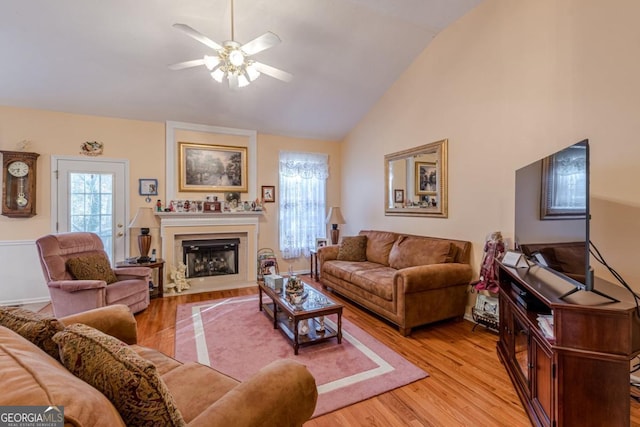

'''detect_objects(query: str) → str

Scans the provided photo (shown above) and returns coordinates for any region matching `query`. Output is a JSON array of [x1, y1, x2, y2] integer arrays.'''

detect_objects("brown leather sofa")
[[319, 230, 473, 336], [0, 304, 317, 427]]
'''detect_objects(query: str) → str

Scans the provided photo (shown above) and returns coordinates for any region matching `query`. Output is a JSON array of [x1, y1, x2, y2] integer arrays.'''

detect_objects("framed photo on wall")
[[262, 185, 275, 203], [139, 179, 158, 196], [178, 142, 247, 192]]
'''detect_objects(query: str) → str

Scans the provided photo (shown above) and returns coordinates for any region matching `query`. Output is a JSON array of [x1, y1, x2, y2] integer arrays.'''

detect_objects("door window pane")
[[69, 173, 114, 259]]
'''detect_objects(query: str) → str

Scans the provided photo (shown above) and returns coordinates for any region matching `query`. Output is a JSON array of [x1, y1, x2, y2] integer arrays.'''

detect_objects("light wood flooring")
[[133, 275, 640, 426]]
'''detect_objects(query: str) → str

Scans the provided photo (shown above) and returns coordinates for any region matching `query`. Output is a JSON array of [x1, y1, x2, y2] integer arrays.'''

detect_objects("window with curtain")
[[279, 151, 328, 259]]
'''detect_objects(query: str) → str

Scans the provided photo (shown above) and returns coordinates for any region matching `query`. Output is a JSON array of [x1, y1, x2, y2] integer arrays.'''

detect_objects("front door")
[[52, 157, 128, 262]]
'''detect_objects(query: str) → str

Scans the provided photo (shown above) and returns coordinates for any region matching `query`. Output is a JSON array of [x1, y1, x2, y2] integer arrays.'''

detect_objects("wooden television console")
[[496, 260, 640, 427]]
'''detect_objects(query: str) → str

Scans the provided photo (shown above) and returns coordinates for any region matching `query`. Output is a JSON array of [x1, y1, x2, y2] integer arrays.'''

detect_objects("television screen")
[[514, 140, 591, 291]]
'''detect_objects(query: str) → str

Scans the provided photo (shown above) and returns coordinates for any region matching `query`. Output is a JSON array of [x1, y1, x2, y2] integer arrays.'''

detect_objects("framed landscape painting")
[[178, 142, 247, 192]]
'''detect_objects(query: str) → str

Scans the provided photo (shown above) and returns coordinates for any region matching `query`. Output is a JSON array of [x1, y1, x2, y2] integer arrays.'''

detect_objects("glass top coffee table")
[[258, 279, 343, 355]]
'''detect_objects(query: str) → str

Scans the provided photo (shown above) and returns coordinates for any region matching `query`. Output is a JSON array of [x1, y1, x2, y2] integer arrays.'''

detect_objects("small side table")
[[116, 258, 165, 298], [309, 250, 319, 281]]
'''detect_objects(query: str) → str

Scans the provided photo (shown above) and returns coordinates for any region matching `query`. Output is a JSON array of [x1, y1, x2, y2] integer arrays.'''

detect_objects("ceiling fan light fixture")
[[246, 63, 260, 81], [238, 74, 250, 88], [203, 55, 220, 70], [228, 49, 245, 67], [211, 67, 225, 83]]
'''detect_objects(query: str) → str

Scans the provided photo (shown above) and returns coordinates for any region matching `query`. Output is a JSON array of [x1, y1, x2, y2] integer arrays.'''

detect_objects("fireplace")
[[156, 212, 261, 292], [182, 238, 240, 278]]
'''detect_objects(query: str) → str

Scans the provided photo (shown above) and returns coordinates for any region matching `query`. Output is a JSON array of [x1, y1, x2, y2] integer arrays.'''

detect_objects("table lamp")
[[325, 206, 346, 245], [128, 207, 159, 263]]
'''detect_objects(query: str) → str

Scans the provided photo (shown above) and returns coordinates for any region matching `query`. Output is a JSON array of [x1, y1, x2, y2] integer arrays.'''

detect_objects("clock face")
[[8, 161, 29, 177]]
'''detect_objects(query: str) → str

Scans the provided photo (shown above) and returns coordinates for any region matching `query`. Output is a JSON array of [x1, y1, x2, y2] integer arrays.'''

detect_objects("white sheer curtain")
[[279, 151, 328, 259]]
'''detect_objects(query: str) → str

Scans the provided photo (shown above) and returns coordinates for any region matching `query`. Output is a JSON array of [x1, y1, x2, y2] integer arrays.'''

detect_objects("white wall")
[[0, 241, 49, 304]]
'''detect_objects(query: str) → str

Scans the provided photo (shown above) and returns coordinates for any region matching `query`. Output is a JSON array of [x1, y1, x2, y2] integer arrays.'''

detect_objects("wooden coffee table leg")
[[337, 310, 343, 344], [272, 301, 278, 329], [294, 319, 300, 355]]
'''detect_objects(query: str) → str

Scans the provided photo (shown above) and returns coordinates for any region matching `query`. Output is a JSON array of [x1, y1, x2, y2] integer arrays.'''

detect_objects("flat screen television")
[[514, 139, 616, 301]]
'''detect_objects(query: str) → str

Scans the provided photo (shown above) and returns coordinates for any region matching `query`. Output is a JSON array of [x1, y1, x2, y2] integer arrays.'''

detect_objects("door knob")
[[117, 232, 124, 237]]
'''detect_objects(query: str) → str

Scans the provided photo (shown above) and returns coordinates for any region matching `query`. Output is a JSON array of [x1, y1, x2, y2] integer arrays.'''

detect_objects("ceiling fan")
[[169, 0, 292, 89]]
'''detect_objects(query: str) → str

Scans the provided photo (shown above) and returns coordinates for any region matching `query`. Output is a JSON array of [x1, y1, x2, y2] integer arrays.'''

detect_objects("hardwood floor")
[[133, 276, 640, 426]]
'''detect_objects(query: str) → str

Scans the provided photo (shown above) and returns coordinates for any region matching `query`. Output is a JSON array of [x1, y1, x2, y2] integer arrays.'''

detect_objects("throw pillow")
[[0, 306, 64, 360], [388, 236, 455, 269], [53, 324, 186, 427], [66, 254, 119, 284], [337, 235, 368, 262]]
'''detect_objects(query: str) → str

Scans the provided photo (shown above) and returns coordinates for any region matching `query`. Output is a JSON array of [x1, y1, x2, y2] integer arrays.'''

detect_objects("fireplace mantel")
[[156, 211, 263, 226]]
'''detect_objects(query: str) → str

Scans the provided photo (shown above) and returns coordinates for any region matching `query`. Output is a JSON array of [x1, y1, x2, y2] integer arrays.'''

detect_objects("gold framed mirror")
[[384, 139, 448, 218]]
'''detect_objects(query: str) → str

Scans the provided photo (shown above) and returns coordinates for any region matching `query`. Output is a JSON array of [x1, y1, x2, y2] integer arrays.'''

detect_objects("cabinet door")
[[512, 311, 530, 390], [531, 336, 553, 427], [498, 293, 513, 355]]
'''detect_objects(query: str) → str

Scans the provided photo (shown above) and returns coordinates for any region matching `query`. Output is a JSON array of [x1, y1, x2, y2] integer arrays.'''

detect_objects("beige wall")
[[0, 106, 165, 242], [0, 107, 340, 276], [342, 0, 640, 293]]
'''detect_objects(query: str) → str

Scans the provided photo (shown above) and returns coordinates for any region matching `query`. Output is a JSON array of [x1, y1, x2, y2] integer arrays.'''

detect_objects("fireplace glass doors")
[[182, 238, 240, 278]]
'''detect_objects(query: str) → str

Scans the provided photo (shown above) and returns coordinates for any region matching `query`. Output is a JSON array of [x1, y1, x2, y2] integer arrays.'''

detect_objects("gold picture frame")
[[178, 142, 247, 192]]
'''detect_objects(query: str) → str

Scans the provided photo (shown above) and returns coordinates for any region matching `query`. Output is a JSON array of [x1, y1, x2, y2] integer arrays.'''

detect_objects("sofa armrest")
[[48, 279, 106, 292], [114, 266, 152, 280], [396, 263, 473, 293], [318, 245, 339, 266], [188, 359, 317, 427], [59, 304, 138, 345]]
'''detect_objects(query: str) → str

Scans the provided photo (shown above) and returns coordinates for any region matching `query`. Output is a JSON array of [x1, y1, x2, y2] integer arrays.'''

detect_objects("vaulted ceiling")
[[0, 0, 482, 140]]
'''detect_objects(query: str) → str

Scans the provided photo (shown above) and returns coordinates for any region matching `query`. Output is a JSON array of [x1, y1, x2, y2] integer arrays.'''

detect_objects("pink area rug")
[[175, 295, 428, 417]]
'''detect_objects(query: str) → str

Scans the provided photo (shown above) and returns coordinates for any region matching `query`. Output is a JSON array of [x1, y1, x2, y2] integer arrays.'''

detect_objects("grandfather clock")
[[1, 150, 40, 218]]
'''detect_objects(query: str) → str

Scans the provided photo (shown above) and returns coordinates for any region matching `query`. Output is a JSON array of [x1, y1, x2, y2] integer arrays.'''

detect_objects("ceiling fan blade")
[[168, 58, 206, 70], [253, 62, 293, 83], [241, 31, 281, 56], [173, 23, 223, 51]]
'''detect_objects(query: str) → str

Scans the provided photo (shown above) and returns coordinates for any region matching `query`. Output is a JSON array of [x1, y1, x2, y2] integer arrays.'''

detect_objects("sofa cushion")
[[66, 253, 119, 284], [337, 235, 368, 261], [350, 267, 396, 301], [53, 324, 186, 427], [323, 260, 383, 283], [0, 326, 125, 427], [388, 236, 455, 270], [0, 306, 64, 360], [359, 230, 398, 266]]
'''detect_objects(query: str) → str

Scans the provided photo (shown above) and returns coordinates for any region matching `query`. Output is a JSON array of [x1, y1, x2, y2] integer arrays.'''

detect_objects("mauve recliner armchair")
[[36, 232, 151, 317]]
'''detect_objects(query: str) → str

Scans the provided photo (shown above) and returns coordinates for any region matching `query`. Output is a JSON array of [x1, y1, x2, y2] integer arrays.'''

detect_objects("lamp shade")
[[128, 207, 159, 230], [325, 207, 346, 225]]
